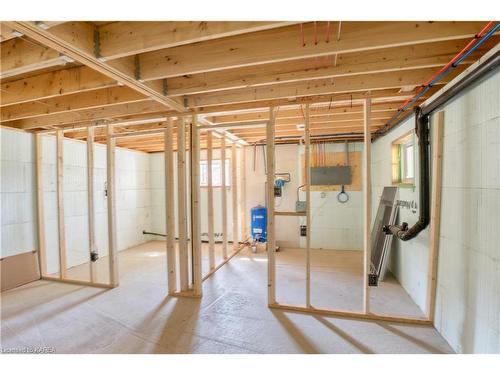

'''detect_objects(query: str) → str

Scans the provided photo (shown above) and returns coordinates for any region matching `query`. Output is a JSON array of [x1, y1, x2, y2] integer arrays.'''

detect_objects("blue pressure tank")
[[251, 205, 267, 242]]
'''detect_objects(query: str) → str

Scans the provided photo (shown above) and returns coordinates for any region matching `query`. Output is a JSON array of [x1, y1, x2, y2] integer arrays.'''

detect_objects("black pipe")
[[381, 50, 500, 242], [383, 107, 430, 241], [422, 49, 500, 117], [375, 49, 500, 139]]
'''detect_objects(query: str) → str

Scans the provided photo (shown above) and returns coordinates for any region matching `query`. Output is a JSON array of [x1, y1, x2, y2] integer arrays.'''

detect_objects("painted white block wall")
[[371, 115, 429, 313], [300, 142, 365, 250], [244, 143, 364, 250], [1, 128, 37, 258], [1, 131, 153, 274], [371, 69, 500, 353], [433, 70, 500, 354], [149, 148, 241, 242]]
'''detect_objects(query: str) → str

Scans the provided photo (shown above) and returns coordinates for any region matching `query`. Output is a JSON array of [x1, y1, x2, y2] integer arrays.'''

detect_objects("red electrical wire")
[[422, 21, 495, 87], [391, 21, 496, 123]]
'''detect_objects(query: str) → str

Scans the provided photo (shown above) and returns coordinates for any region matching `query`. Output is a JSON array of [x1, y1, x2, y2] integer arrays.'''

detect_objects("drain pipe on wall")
[[383, 107, 430, 240], [382, 42, 500, 241]]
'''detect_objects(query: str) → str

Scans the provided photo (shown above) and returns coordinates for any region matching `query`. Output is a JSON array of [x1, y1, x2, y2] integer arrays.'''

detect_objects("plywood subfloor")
[[0, 241, 453, 353]]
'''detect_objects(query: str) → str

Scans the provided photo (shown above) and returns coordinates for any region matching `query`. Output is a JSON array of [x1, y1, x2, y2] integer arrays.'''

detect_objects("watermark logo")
[[1, 346, 56, 354]]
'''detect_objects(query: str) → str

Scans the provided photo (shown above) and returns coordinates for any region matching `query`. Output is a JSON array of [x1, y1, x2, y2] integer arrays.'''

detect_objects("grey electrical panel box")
[[310, 166, 352, 186]]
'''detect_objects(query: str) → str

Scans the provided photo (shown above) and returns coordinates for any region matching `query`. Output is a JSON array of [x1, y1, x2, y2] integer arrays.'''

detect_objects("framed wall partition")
[[265, 101, 436, 325]]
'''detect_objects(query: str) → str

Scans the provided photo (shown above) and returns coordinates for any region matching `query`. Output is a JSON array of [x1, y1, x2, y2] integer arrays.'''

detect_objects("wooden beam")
[[5, 100, 165, 129], [136, 21, 487, 80], [1, 86, 147, 122], [35, 133, 46, 276], [267, 107, 277, 305], [187, 67, 463, 107], [363, 98, 372, 313], [56, 130, 66, 278], [0, 66, 117, 107], [4, 21, 185, 112], [220, 134, 228, 259], [304, 104, 312, 308], [0, 37, 62, 79], [165, 118, 177, 294], [98, 21, 298, 60], [177, 117, 189, 291], [426, 111, 444, 322], [163, 38, 490, 96], [106, 123, 119, 287], [191, 114, 202, 296], [231, 142, 239, 250], [86, 126, 96, 282], [206, 131, 215, 271], [210, 102, 405, 123]]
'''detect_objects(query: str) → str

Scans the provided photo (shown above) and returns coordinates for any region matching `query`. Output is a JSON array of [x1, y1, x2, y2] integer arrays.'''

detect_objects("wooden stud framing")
[[231, 142, 239, 250], [269, 303, 432, 326], [426, 111, 444, 321], [191, 114, 202, 296], [220, 134, 228, 259], [41, 276, 113, 289], [202, 244, 245, 282], [240, 146, 247, 239], [56, 130, 67, 278], [304, 104, 312, 308], [86, 126, 97, 282], [106, 124, 119, 287], [165, 118, 177, 294], [177, 117, 189, 291], [266, 107, 277, 305], [35, 133, 47, 276], [206, 131, 216, 270], [363, 98, 372, 314]]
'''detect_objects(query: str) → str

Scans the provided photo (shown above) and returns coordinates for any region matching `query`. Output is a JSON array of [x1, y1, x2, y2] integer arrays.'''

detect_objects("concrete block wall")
[[1, 128, 37, 258], [371, 69, 500, 353]]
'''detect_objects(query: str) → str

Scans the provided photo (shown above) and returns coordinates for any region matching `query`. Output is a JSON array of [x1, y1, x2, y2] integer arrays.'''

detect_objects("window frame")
[[391, 131, 416, 187], [199, 159, 231, 187]]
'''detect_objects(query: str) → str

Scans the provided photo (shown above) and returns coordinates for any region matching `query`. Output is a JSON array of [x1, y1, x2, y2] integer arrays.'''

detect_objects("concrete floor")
[[0, 241, 454, 353]]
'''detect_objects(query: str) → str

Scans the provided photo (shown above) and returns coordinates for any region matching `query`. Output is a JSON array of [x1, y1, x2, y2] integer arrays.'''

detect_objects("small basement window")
[[391, 132, 415, 186], [200, 160, 231, 187]]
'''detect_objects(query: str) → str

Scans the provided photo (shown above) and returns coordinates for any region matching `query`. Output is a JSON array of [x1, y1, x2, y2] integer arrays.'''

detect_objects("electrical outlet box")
[[295, 200, 306, 213], [300, 225, 307, 237], [368, 273, 378, 286], [274, 186, 282, 197]]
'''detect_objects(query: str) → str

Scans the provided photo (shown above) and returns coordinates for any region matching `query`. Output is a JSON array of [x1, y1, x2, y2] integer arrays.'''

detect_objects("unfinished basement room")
[[1, 3, 500, 368]]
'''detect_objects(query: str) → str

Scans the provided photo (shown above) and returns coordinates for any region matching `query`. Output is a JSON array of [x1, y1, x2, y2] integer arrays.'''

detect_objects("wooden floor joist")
[[2, 20, 496, 327]]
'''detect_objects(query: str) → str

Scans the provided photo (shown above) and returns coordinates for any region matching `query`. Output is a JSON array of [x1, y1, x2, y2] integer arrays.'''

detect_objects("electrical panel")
[[310, 166, 352, 186]]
